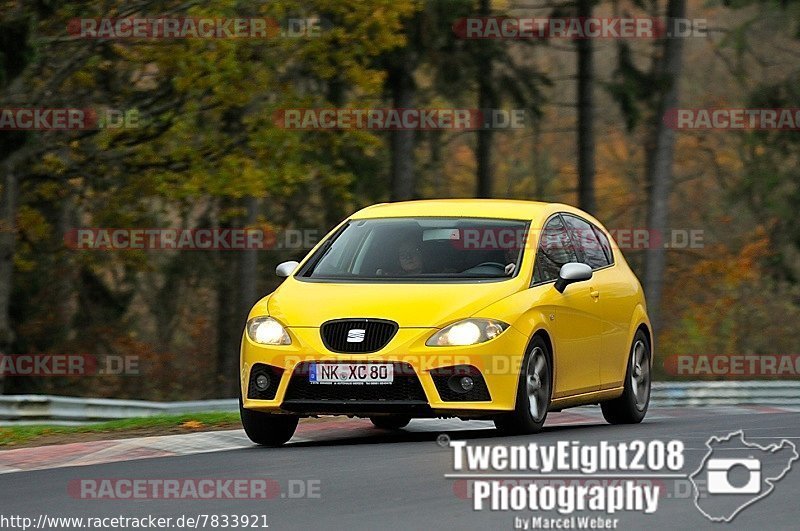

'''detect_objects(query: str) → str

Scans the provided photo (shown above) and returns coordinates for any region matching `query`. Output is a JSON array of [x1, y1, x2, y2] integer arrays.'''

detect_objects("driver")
[[397, 239, 424, 275]]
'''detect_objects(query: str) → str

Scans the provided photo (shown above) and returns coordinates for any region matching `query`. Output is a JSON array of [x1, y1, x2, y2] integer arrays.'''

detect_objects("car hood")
[[266, 277, 523, 328]]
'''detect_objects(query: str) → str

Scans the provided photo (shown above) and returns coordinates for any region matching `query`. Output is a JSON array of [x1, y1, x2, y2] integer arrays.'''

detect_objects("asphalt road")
[[2, 407, 799, 530]]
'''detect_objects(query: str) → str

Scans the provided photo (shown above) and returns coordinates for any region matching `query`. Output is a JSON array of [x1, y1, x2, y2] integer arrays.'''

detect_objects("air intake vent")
[[320, 319, 398, 353]]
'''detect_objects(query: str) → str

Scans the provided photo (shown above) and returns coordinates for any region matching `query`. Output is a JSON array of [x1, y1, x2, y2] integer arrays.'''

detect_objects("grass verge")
[[0, 412, 241, 449]]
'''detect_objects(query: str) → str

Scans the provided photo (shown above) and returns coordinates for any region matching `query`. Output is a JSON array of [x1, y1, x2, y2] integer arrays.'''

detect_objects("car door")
[[594, 225, 639, 389], [532, 215, 602, 398], [563, 214, 635, 389], [562, 215, 630, 390]]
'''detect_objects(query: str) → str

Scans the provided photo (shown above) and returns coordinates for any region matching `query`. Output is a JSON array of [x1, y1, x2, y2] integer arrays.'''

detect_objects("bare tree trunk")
[[215, 258, 237, 397], [0, 164, 17, 394], [238, 196, 259, 325], [576, 0, 596, 213], [476, 72, 496, 198], [643, 0, 686, 331], [215, 196, 260, 398], [388, 50, 416, 201], [0, 9, 32, 394], [56, 192, 76, 342], [215, 198, 238, 397], [476, 0, 494, 198]]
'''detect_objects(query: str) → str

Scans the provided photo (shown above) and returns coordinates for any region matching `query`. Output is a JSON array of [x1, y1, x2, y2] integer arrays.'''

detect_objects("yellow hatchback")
[[240, 200, 652, 446]]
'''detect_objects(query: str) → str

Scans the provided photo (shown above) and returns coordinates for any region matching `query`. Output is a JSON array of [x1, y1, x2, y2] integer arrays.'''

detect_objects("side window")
[[563, 215, 610, 269], [533, 216, 579, 284], [592, 225, 614, 265]]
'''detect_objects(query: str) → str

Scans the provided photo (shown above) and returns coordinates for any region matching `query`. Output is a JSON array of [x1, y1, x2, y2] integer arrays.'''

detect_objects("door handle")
[[590, 289, 600, 299]]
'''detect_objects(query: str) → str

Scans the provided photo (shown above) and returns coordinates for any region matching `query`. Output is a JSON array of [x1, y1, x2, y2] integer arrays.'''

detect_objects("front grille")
[[320, 318, 398, 353], [284, 361, 426, 401]]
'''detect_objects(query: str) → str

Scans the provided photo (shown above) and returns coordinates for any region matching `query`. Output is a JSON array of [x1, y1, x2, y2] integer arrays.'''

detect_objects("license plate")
[[309, 363, 393, 385]]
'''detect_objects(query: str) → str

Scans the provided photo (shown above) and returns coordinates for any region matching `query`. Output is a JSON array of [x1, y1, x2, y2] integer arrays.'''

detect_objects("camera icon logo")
[[690, 430, 798, 522], [706, 457, 761, 494]]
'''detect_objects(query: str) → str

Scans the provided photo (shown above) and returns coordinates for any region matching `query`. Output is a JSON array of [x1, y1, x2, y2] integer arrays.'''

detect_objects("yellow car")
[[240, 200, 652, 446]]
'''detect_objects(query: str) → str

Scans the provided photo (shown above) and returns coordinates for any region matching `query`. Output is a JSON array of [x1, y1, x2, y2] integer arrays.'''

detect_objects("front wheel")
[[494, 336, 552, 434], [601, 329, 651, 424], [239, 397, 298, 447], [369, 415, 411, 430]]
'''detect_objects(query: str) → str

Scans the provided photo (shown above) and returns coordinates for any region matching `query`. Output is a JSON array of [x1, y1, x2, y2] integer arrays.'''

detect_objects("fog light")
[[459, 376, 474, 392], [255, 373, 271, 391]]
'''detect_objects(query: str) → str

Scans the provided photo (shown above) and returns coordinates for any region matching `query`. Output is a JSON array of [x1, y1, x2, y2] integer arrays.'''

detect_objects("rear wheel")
[[494, 336, 552, 434], [601, 329, 651, 424], [239, 396, 298, 447], [369, 415, 411, 430]]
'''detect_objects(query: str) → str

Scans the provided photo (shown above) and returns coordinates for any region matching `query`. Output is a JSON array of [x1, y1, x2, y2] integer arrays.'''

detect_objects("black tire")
[[239, 396, 298, 447], [494, 335, 552, 434], [601, 329, 651, 424], [369, 415, 412, 430]]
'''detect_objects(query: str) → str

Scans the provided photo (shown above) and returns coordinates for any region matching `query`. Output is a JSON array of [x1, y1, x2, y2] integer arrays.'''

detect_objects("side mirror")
[[276, 260, 300, 278], [554, 262, 592, 293]]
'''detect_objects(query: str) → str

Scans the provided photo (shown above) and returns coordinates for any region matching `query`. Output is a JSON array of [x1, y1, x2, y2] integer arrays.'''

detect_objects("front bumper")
[[240, 325, 529, 417]]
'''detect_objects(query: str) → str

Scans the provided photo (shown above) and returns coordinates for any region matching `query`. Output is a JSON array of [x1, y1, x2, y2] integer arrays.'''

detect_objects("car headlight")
[[426, 318, 509, 346], [247, 317, 291, 345]]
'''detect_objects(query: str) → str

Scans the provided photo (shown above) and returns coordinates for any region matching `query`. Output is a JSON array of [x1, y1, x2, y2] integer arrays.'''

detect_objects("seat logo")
[[346, 329, 366, 343]]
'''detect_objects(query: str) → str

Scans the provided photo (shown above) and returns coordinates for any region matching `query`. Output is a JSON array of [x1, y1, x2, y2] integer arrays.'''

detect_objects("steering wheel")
[[463, 262, 507, 273]]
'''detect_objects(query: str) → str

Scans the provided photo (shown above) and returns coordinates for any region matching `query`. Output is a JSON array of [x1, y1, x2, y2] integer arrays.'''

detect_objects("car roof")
[[349, 199, 597, 225]]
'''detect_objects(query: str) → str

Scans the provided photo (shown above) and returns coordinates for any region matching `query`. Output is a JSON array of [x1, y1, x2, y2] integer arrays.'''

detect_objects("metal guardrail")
[[0, 395, 238, 423], [650, 380, 800, 407], [0, 381, 798, 423]]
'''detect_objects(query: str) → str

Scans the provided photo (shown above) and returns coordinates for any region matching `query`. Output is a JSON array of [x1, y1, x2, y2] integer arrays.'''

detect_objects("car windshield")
[[299, 217, 529, 281]]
